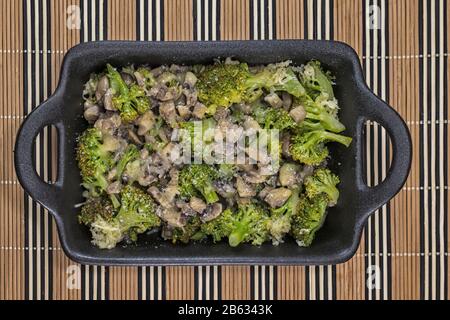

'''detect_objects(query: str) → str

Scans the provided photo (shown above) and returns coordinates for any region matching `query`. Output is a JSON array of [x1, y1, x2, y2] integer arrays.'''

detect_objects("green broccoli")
[[106, 64, 150, 122], [89, 185, 161, 249], [200, 208, 235, 242], [304, 168, 340, 206], [197, 62, 305, 109], [296, 96, 346, 133], [290, 194, 328, 247], [115, 144, 139, 180], [299, 60, 334, 100], [290, 130, 352, 166], [254, 106, 296, 131], [228, 204, 270, 247], [179, 164, 219, 204], [116, 185, 161, 241], [267, 187, 300, 245], [79, 197, 115, 226], [169, 216, 202, 244], [216, 164, 237, 181], [76, 128, 119, 196]]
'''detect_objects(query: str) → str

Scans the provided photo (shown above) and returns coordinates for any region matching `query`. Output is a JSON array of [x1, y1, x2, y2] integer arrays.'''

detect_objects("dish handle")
[[14, 96, 65, 214], [356, 91, 412, 216]]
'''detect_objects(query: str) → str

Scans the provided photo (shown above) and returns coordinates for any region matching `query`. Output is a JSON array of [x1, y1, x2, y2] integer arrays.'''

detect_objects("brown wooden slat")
[[108, 0, 136, 41], [276, 0, 304, 39], [220, 0, 249, 40], [164, 0, 193, 41], [165, 266, 195, 300], [221, 266, 251, 300], [333, 0, 362, 57]]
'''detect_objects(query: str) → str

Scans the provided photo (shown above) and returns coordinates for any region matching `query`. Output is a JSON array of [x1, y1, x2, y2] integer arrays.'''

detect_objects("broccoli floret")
[[267, 187, 300, 245], [197, 62, 305, 109], [304, 168, 340, 206], [290, 194, 328, 247], [228, 204, 270, 247], [106, 64, 150, 123], [299, 60, 334, 100], [76, 128, 119, 196], [116, 185, 161, 241], [254, 106, 296, 131], [115, 144, 139, 179], [179, 118, 217, 147], [200, 208, 235, 242], [79, 197, 115, 226], [296, 96, 346, 133], [290, 130, 352, 166], [169, 216, 202, 244], [179, 164, 219, 204], [90, 185, 161, 249]]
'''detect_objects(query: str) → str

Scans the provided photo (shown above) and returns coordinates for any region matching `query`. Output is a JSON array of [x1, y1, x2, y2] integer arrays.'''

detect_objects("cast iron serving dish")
[[14, 40, 412, 266]]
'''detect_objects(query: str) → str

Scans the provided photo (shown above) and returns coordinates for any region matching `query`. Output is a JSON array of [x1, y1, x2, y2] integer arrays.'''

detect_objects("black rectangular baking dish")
[[14, 40, 411, 265]]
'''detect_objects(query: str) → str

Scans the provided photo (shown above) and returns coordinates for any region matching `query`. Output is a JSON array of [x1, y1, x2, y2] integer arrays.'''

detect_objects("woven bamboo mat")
[[0, 0, 448, 300]]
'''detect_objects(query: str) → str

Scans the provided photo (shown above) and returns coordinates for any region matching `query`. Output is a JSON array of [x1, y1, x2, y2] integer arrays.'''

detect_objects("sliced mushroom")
[[258, 186, 275, 200], [183, 88, 198, 107], [279, 163, 300, 187], [176, 105, 191, 120], [83, 105, 101, 123], [289, 105, 307, 123], [236, 176, 257, 197], [215, 181, 236, 199], [264, 93, 283, 108], [243, 116, 261, 131], [299, 165, 315, 181], [135, 110, 156, 135], [127, 129, 143, 145], [184, 71, 197, 87], [103, 88, 115, 111], [189, 197, 207, 214], [95, 76, 109, 101], [157, 206, 185, 228], [94, 113, 122, 136], [192, 102, 208, 119], [159, 101, 178, 128], [264, 188, 292, 208], [201, 203, 223, 222], [281, 133, 292, 158], [120, 72, 134, 86], [281, 92, 292, 109]]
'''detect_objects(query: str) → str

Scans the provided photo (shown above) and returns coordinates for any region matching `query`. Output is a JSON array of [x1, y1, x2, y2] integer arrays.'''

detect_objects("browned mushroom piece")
[[183, 71, 198, 87], [299, 164, 315, 181], [159, 101, 179, 128], [189, 197, 207, 214], [264, 93, 283, 108], [281, 133, 292, 158], [236, 176, 257, 197], [95, 75, 109, 101], [264, 188, 292, 208], [215, 182, 236, 199], [83, 105, 101, 123], [192, 102, 208, 119], [135, 110, 156, 136], [201, 203, 223, 222], [258, 186, 275, 200], [127, 129, 143, 145], [103, 89, 115, 111], [289, 105, 307, 123], [120, 72, 134, 86], [176, 105, 191, 120], [281, 92, 293, 109]]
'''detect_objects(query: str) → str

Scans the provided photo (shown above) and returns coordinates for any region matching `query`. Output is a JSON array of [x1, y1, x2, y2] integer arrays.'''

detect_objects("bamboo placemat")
[[0, 0, 448, 300]]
